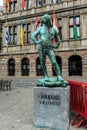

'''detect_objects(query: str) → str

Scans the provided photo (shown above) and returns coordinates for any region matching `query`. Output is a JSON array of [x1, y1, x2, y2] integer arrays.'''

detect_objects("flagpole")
[[73, 0, 78, 40], [20, 10, 22, 51], [20, 10, 24, 49]]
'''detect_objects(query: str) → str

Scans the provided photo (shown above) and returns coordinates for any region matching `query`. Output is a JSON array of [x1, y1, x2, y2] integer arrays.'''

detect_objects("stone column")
[[80, 13, 87, 47], [17, 0, 21, 11], [29, 57, 36, 77], [81, 13, 87, 38], [30, 20, 37, 51], [81, 0, 87, 4], [31, 20, 35, 34], [62, 16, 69, 49], [46, 0, 51, 5], [15, 56, 21, 76], [31, 0, 36, 8], [62, 58, 68, 78], [3, 23, 6, 46], [16, 23, 21, 52]]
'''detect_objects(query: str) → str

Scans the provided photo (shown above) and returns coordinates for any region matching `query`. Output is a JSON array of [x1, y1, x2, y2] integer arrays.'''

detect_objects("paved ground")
[[0, 85, 86, 130]]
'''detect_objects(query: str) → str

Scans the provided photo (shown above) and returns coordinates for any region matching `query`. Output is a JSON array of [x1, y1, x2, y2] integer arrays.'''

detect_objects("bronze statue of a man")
[[31, 14, 65, 83]]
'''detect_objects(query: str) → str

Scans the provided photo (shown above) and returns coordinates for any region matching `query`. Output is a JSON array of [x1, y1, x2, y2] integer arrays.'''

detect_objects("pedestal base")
[[34, 86, 70, 130], [37, 78, 68, 87]]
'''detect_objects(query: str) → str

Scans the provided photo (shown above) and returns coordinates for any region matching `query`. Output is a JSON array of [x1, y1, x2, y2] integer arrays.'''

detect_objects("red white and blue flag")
[[53, 12, 58, 43], [53, 11, 58, 32], [22, 0, 25, 10], [35, 17, 39, 29], [5, 25, 10, 45]]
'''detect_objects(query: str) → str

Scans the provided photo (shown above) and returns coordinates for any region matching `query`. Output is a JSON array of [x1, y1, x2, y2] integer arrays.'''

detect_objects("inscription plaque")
[[34, 86, 70, 130]]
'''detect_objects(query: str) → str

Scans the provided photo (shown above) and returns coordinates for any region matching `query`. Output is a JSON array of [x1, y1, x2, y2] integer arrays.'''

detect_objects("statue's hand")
[[53, 42, 59, 49], [34, 39, 42, 44], [34, 41, 39, 44]]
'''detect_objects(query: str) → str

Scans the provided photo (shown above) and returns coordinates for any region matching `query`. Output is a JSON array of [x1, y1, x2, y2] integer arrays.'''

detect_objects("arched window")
[[52, 56, 62, 76], [68, 55, 82, 76], [8, 58, 15, 76], [21, 58, 29, 76], [36, 57, 43, 76]]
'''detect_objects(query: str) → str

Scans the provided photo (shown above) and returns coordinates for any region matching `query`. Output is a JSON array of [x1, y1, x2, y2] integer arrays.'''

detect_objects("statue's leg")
[[38, 46, 49, 80], [47, 49, 64, 82]]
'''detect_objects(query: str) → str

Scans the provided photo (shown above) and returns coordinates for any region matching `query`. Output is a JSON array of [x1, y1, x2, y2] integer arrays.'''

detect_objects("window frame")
[[9, 25, 17, 45], [24, 23, 31, 44], [23, 0, 31, 10], [58, 18, 62, 40], [52, 0, 62, 4], [52, 18, 62, 40], [36, 0, 46, 7], [69, 16, 80, 39], [9, 0, 17, 13]]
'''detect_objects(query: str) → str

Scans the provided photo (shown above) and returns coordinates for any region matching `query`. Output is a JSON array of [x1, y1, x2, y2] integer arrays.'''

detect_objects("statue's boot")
[[57, 75, 65, 82], [44, 75, 49, 81]]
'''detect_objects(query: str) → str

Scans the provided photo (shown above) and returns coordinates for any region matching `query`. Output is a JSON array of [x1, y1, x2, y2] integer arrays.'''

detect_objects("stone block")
[[34, 86, 70, 130]]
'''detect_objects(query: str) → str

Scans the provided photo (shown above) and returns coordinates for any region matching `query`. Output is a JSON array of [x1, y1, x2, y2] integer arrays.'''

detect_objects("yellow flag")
[[20, 20, 24, 47]]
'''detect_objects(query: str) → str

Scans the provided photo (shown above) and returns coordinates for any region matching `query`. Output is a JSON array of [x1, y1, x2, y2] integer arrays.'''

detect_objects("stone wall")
[[0, 49, 87, 77]]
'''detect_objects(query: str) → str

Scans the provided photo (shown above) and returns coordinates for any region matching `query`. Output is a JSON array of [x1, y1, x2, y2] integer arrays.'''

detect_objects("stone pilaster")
[[62, 58, 68, 78]]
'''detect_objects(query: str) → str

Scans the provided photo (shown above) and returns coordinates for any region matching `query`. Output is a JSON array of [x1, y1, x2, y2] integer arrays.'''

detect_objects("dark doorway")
[[68, 55, 82, 76], [52, 56, 62, 76], [36, 57, 43, 76], [21, 58, 29, 76], [8, 58, 15, 76]]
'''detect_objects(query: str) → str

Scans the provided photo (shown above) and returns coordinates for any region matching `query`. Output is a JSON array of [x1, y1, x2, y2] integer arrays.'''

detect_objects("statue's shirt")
[[40, 26, 55, 46]]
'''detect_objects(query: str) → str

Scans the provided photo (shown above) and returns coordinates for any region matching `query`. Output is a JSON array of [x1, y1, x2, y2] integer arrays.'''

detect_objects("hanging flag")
[[5, 0, 11, 11], [20, 19, 24, 47], [8, 0, 11, 2], [5, 25, 10, 45], [53, 11, 58, 43], [35, 17, 38, 29], [22, 0, 25, 10], [73, 16, 78, 40]]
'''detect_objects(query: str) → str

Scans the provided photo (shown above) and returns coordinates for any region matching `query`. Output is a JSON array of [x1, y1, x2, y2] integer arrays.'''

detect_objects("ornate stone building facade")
[[1, 0, 87, 78]]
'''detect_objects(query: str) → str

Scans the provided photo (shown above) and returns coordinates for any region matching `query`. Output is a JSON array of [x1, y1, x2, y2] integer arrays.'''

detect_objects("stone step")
[[3, 78, 37, 88]]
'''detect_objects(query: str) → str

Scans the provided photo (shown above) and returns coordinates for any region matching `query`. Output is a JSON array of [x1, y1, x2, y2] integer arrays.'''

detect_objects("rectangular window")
[[9, 0, 17, 12], [9, 25, 17, 45], [9, 2, 13, 12], [24, 24, 26, 42], [58, 19, 62, 40], [27, 0, 31, 9], [37, 0, 45, 7], [52, 18, 62, 40], [69, 16, 80, 39], [24, 23, 31, 44], [52, 0, 62, 4], [23, 0, 31, 10], [14, 1, 17, 12]]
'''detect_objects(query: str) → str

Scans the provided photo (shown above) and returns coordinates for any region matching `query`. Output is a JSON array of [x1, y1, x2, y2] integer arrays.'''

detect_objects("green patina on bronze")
[[31, 14, 68, 87]]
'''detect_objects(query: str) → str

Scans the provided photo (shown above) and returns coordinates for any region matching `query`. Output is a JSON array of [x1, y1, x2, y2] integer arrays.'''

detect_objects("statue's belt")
[[41, 44, 53, 49]]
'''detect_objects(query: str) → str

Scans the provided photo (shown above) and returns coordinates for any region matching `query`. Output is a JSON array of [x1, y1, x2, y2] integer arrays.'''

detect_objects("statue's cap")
[[42, 14, 50, 20]]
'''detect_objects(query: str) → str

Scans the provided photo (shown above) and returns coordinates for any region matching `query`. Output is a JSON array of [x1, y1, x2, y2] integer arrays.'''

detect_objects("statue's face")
[[42, 14, 51, 26]]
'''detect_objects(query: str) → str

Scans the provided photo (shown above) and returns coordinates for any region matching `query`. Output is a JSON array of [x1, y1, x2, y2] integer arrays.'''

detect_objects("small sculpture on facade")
[[31, 14, 68, 87]]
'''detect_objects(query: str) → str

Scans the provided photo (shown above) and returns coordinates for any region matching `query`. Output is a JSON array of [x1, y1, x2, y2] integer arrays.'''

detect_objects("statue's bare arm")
[[31, 27, 42, 44], [53, 28, 60, 49]]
